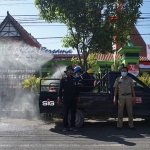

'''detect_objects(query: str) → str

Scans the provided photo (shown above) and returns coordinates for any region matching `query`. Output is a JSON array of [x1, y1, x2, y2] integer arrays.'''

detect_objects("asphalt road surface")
[[0, 118, 150, 150]]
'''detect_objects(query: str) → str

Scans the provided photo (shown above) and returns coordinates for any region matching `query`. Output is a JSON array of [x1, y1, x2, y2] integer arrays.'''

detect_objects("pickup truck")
[[39, 66, 150, 127]]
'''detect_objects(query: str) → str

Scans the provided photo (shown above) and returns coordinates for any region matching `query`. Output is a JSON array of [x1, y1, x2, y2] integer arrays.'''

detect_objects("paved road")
[[0, 118, 150, 150]]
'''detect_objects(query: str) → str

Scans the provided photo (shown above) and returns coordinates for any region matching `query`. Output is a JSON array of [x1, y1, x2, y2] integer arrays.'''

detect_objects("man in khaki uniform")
[[113, 67, 136, 130]]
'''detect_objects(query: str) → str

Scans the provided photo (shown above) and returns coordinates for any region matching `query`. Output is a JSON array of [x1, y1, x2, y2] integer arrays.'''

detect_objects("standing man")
[[113, 67, 136, 130], [57, 66, 80, 132]]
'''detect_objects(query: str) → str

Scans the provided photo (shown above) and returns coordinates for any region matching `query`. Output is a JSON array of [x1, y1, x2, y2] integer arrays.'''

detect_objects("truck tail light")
[[49, 87, 56, 92]]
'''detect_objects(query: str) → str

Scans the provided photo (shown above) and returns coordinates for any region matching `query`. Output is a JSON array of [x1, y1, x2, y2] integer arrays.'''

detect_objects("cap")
[[74, 66, 82, 73], [87, 69, 93, 74], [64, 65, 74, 73]]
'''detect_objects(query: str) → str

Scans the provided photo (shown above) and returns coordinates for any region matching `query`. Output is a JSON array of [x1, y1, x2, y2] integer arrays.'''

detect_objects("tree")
[[21, 76, 42, 118], [35, 0, 143, 70], [111, 58, 123, 71], [71, 53, 97, 69]]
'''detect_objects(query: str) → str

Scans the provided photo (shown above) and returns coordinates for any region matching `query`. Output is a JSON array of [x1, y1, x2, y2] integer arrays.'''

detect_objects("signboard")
[[0, 43, 73, 65], [40, 47, 72, 54], [127, 64, 139, 77], [0, 43, 72, 56], [146, 44, 150, 60]]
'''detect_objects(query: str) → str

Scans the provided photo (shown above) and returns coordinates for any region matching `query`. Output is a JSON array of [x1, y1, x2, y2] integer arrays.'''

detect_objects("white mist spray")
[[42, 65, 67, 92], [0, 39, 53, 119]]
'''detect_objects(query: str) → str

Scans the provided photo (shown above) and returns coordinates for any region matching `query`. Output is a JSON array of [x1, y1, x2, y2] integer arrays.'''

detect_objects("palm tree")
[[21, 75, 41, 119], [22, 75, 41, 94]]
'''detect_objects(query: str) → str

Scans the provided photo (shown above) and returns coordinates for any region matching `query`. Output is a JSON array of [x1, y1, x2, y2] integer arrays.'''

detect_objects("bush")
[[21, 75, 41, 93]]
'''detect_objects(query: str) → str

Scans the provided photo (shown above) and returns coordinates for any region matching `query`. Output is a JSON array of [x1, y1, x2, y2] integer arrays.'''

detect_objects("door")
[[129, 74, 150, 118]]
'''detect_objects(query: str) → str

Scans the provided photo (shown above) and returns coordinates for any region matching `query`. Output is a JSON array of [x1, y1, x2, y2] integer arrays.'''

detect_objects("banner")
[[146, 44, 150, 60], [127, 64, 139, 77]]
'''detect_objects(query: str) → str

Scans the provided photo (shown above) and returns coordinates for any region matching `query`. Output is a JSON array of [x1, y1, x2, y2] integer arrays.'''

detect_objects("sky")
[[0, 0, 150, 53]]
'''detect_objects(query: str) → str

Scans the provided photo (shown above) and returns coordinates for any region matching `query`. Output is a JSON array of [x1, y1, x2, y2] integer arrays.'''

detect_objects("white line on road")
[[0, 144, 124, 147]]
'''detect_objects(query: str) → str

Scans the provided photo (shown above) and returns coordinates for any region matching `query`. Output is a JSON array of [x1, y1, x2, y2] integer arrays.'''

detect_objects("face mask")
[[121, 72, 127, 77]]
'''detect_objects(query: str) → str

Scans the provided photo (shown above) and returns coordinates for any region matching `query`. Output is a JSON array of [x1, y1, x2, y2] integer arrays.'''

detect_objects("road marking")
[[0, 144, 124, 147]]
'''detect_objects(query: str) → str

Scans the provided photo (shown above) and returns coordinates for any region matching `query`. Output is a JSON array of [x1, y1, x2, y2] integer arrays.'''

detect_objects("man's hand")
[[78, 83, 83, 86], [113, 97, 116, 104], [132, 97, 136, 105], [77, 97, 80, 102], [57, 97, 61, 105]]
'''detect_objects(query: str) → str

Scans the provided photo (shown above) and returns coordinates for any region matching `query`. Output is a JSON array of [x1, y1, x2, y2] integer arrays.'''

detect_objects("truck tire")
[[68, 109, 84, 128]]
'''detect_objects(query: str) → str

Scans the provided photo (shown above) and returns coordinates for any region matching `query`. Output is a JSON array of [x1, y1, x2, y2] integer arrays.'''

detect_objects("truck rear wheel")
[[68, 109, 84, 128]]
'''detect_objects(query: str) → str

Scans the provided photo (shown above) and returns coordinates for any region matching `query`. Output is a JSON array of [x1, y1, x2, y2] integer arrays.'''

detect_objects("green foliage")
[[21, 75, 41, 93], [71, 56, 80, 65], [138, 75, 150, 87], [71, 53, 97, 69], [112, 58, 122, 71], [87, 53, 97, 68], [35, 0, 143, 69]]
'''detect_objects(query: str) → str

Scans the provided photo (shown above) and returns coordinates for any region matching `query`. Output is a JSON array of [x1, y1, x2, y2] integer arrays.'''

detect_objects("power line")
[[0, 22, 149, 26], [0, 3, 33, 5], [0, 21, 149, 27], [0, 13, 150, 17], [0, 17, 150, 23], [0, 0, 27, 2], [1, 34, 148, 40], [0, 23, 148, 26], [1, 35, 150, 41]]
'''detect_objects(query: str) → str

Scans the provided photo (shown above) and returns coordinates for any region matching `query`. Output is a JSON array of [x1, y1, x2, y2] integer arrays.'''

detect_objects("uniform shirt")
[[113, 76, 134, 95], [58, 76, 80, 100]]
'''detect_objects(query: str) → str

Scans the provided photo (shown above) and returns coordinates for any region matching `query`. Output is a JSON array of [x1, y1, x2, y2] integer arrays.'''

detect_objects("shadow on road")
[[49, 120, 150, 146]]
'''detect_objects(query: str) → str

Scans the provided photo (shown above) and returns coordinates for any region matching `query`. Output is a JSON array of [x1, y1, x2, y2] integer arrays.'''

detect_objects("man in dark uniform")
[[113, 67, 136, 130], [57, 66, 80, 132]]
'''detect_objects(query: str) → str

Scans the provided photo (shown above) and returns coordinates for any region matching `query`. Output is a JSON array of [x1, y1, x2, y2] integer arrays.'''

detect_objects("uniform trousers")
[[63, 99, 77, 128], [117, 94, 134, 128]]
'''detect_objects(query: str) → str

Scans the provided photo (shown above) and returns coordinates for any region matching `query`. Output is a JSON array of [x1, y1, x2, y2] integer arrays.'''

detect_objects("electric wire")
[[0, 2, 149, 40]]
